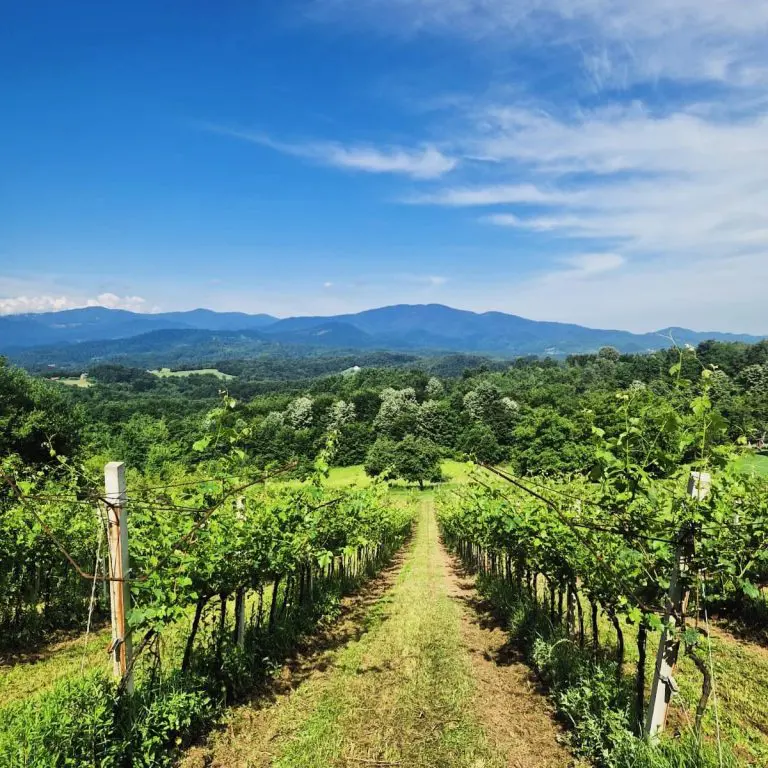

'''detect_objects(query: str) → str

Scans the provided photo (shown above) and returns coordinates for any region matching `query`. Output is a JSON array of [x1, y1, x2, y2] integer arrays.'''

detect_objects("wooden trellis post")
[[104, 461, 134, 694], [234, 587, 246, 648], [645, 471, 710, 738]]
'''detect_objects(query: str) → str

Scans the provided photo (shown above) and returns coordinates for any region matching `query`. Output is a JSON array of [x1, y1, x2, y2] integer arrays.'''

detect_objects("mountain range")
[[0, 304, 764, 367]]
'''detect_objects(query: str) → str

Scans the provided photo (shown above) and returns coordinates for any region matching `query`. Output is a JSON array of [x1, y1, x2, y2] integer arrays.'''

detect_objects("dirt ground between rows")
[[438, 541, 574, 768], [181, 505, 575, 768], [179, 549, 410, 768]]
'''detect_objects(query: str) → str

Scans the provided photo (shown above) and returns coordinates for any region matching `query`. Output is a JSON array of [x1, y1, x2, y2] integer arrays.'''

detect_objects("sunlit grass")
[[268, 497, 504, 768], [733, 453, 768, 478], [279, 459, 476, 490], [149, 367, 234, 380]]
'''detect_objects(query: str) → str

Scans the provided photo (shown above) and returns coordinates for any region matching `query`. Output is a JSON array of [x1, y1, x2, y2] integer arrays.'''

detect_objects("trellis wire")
[[80, 512, 106, 672], [471, 464, 669, 615]]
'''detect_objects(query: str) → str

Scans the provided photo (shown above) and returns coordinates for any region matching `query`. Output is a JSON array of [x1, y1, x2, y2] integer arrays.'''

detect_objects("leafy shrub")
[[0, 671, 122, 767], [0, 670, 218, 768], [123, 674, 217, 768]]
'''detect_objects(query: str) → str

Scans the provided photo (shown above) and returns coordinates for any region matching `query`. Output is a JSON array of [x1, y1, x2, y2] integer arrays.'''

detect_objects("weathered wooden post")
[[645, 471, 710, 738], [105, 461, 133, 693], [234, 587, 246, 648]]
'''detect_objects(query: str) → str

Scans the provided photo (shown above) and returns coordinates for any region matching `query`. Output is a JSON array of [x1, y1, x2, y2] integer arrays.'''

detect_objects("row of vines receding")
[[0, 399, 415, 767], [437, 361, 768, 767]]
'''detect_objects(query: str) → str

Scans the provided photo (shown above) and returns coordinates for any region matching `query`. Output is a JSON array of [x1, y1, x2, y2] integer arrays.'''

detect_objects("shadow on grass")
[[443, 557, 551, 689], [197, 544, 409, 733]]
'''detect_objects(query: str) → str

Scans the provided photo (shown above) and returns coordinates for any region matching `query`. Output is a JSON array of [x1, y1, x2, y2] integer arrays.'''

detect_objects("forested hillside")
[[4, 303, 765, 363], [21, 339, 767, 479]]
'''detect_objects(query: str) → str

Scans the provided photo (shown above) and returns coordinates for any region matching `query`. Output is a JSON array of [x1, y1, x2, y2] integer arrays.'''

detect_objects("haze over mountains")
[[0, 304, 763, 367]]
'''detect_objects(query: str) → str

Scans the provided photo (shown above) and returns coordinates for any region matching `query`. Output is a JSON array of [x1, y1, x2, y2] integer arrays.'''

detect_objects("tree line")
[[3, 339, 767, 486]]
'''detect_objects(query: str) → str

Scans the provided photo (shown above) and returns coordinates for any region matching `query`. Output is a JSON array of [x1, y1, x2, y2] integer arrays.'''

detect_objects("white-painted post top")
[[104, 461, 127, 505], [687, 471, 711, 501]]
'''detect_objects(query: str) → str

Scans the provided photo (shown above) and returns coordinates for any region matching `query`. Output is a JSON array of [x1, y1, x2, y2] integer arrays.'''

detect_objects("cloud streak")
[[484, 251, 768, 333], [0, 293, 148, 315], [414, 103, 768, 264], [211, 127, 457, 179], [407, 183, 571, 206]]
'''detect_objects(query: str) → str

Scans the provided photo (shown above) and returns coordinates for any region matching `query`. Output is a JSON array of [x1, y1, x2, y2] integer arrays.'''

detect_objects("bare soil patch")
[[439, 544, 575, 768]]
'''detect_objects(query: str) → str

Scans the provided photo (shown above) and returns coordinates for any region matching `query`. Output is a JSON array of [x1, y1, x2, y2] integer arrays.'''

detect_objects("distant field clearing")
[[149, 367, 234, 380], [277, 460, 477, 490], [52, 376, 93, 388]]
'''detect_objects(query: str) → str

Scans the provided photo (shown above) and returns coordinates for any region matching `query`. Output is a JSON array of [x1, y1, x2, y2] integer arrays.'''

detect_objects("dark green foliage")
[[87, 363, 157, 389], [0, 358, 82, 465], [598, 346, 621, 362], [0, 480, 102, 649], [364, 436, 398, 478], [510, 407, 591, 474], [11, 336, 768, 488], [458, 423, 506, 464], [335, 421, 372, 466], [365, 435, 443, 488], [391, 435, 443, 489]]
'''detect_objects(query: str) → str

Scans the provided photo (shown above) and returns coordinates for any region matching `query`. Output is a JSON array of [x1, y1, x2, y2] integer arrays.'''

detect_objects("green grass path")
[[272, 496, 502, 768], [187, 496, 522, 768]]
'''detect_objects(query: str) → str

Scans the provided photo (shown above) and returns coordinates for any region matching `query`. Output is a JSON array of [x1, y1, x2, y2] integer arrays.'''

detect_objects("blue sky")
[[2, 0, 767, 332]]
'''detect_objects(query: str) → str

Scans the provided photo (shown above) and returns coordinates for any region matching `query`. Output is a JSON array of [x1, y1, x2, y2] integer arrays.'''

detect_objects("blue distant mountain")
[[0, 307, 277, 348], [259, 304, 763, 355], [0, 303, 763, 363]]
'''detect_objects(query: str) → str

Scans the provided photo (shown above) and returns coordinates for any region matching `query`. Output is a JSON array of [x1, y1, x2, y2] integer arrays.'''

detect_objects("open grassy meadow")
[[52, 376, 93, 388], [149, 367, 234, 380], [278, 459, 477, 490]]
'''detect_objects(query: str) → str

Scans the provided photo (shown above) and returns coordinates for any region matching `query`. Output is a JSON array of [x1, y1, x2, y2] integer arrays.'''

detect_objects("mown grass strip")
[[271, 496, 503, 768]]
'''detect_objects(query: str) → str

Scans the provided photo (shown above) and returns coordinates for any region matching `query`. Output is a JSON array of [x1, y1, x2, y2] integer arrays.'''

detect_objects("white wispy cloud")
[[558, 253, 625, 276], [210, 127, 457, 179], [480, 251, 768, 333], [407, 183, 570, 206], [321, 143, 456, 179], [86, 293, 148, 311], [309, 0, 768, 274], [462, 105, 768, 258], [0, 295, 74, 315], [0, 292, 148, 315], [315, 0, 768, 87]]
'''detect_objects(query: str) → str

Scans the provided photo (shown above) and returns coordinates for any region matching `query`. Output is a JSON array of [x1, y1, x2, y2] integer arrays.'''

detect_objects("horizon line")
[[1, 302, 766, 339]]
